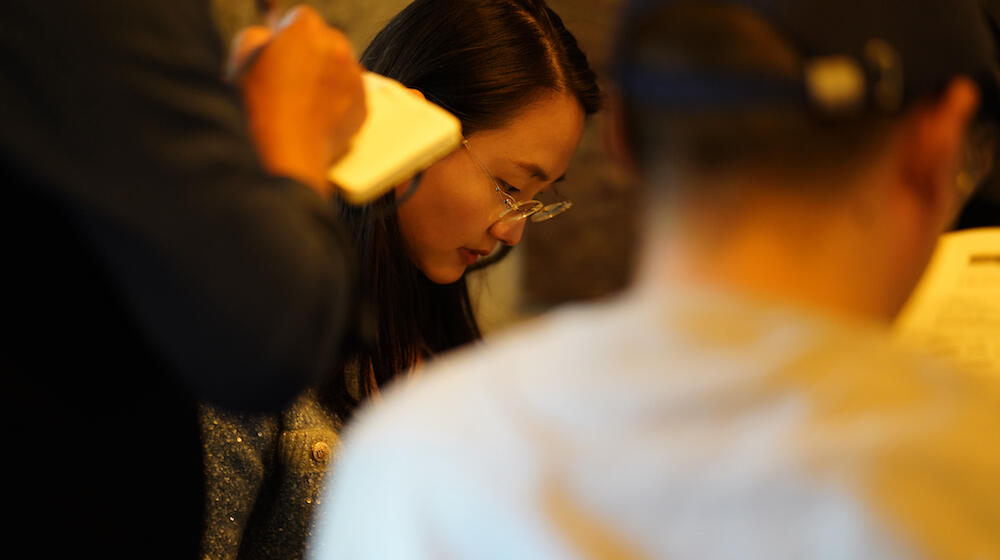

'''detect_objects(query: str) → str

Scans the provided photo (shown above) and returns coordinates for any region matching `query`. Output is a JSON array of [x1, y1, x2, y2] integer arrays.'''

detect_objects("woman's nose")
[[488, 218, 527, 246]]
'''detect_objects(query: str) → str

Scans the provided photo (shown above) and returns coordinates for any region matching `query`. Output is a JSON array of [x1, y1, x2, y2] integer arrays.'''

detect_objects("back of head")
[[361, 0, 601, 134], [609, 0, 999, 322], [611, 0, 1000, 193]]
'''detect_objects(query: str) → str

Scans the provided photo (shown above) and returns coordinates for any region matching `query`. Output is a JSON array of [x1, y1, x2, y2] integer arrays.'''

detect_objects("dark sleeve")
[[0, 1, 353, 411]]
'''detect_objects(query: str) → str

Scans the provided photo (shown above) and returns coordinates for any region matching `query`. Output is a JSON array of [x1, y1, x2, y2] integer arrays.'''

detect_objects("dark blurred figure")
[[1, 2, 363, 558], [310, 1, 1000, 559]]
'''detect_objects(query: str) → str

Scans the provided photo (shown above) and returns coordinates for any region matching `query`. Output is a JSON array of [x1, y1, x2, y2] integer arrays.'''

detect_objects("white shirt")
[[309, 281, 1000, 560]]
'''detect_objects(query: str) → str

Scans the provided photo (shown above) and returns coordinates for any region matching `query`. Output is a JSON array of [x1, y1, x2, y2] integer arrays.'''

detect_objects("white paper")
[[895, 228, 1000, 374]]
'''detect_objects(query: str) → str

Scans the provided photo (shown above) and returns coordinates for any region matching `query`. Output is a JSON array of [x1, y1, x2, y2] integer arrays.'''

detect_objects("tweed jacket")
[[201, 390, 342, 560]]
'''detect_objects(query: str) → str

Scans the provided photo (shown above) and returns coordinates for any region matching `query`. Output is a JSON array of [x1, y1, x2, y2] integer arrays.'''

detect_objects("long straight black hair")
[[319, 0, 602, 419]]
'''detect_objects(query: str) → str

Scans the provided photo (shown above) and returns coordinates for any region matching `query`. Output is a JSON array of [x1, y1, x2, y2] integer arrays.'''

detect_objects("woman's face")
[[396, 91, 586, 284]]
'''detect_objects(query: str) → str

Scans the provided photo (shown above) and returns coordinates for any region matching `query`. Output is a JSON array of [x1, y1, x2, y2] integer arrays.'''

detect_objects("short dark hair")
[[617, 2, 899, 186]]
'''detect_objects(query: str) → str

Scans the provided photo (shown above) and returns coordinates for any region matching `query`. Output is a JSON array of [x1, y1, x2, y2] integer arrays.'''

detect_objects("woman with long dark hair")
[[201, 1, 601, 559]]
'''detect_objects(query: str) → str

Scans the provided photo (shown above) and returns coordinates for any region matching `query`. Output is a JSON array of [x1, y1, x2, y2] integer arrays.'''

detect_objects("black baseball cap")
[[612, 0, 1000, 121]]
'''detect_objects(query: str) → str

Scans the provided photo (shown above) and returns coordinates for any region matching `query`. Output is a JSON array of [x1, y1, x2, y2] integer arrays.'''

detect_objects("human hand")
[[230, 6, 367, 197]]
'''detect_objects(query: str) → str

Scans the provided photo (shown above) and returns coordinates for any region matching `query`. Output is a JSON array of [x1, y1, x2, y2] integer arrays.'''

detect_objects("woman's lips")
[[458, 247, 489, 266]]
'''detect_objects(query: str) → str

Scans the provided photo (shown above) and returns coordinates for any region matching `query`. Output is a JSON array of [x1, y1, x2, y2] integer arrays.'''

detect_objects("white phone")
[[328, 72, 463, 205]]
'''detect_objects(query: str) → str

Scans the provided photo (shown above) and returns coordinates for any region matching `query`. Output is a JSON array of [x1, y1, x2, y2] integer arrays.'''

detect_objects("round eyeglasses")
[[462, 140, 572, 223]]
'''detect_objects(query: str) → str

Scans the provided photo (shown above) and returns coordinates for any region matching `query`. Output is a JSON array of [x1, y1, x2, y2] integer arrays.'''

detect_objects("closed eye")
[[498, 178, 521, 195]]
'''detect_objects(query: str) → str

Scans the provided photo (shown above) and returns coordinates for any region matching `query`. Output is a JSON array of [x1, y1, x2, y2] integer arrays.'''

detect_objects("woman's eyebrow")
[[516, 161, 566, 183]]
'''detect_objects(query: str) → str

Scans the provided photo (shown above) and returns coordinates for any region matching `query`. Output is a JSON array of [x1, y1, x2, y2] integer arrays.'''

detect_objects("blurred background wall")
[[210, 0, 641, 335]]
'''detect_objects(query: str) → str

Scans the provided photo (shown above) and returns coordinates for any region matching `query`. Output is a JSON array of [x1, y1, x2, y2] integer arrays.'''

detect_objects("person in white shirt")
[[308, 1, 1000, 558]]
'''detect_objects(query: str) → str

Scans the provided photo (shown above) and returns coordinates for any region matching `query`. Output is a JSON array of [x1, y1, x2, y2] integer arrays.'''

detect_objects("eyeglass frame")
[[461, 139, 572, 223]]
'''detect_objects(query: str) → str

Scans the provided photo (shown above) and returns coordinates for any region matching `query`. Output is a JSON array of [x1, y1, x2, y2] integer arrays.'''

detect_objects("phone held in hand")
[[328, 72, 463, 205]]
